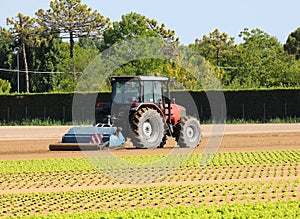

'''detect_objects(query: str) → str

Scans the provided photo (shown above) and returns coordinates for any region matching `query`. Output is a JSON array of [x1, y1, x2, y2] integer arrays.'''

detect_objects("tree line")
[[0, 0, 300, 93]]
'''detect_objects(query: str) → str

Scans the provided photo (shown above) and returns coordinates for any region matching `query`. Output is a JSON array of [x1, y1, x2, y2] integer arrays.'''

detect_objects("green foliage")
[[1, 2, 300, 92], [225, 28, 300, 88], [36, 0, 110, 58], [0, 27, 12, 69], [6, 13, 45, 93], [97, 12, 180, 89], [0, 118, 73, 126], [215, 117, 300, 124], [0, 78, 11, 93], [29, 37, 62, 93], [191, 28, 300, 89], [235, 28, 300, 87], [102, 12, 177, 49], [192, 29, 235, 68], [51, 42, 99, 92], [0, 150, 299, 218], [1, 150, 299, 174], [0, 158, 92, 174], [13, 200, 299, 219], [284, 27, 300, 59]]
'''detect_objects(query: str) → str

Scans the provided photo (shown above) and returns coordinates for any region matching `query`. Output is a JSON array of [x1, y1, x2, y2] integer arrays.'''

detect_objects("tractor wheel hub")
[[186, 126, 195, 138], [142, 121, 152, 137]]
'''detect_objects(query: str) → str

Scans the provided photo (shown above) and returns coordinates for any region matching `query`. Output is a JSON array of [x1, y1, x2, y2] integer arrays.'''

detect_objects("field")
[[0, 124, 299, 218]]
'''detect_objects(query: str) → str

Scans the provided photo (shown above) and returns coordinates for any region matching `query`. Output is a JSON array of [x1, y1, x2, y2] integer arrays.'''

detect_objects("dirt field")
[[0, 124, 299, 160]]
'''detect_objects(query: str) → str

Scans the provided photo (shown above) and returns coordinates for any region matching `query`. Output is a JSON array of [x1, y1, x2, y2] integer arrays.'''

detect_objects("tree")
[[6, 13, 42, 92], [0, 27, 15, 91], [228, 28, 300, 88], [0, 27, 12, 69], [102, 12, 179, 77], [52, 42, 99, 92], [284, 27, 300, 60], [36, 0, 110, 59], [0, 78, 11, 93], [103, 12, 178, 49], [192, 29, 235, 68], [29, 37, 62, 92]]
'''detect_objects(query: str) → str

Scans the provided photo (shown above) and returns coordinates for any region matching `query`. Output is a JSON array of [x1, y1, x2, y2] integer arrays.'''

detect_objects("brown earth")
[[0, 131, 299, 160]]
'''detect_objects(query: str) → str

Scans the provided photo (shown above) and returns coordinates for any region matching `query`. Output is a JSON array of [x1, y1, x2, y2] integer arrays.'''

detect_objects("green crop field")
[[0, 150, 299, 218]]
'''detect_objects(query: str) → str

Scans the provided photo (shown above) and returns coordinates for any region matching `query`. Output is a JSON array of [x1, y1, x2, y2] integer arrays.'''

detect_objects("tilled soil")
[[0, 132, 299, 160]]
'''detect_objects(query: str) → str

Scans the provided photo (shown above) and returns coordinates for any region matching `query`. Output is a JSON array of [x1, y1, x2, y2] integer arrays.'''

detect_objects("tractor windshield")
[[112, 81, 140, 104]]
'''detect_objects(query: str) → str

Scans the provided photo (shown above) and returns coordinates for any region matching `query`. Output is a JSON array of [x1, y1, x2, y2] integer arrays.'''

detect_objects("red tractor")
[[95, 76, 201, 149]]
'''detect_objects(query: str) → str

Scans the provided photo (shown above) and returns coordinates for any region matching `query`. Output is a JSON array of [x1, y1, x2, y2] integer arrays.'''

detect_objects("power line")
[[0, 68, 82, 75]]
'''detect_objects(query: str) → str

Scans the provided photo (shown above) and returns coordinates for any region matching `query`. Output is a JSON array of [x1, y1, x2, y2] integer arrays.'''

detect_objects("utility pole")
[[13, 47, 20, 93]]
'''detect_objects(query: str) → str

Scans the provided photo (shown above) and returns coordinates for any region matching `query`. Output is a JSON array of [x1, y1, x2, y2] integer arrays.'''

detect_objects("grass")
[[0, 116, 299, 126], [0, 118, 98, 126], [0, 118, 72, 126], [201, 116, 300, 124]]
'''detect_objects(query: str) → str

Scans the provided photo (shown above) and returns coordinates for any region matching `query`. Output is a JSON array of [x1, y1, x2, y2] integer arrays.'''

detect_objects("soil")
[[0, 131, 299, 160]]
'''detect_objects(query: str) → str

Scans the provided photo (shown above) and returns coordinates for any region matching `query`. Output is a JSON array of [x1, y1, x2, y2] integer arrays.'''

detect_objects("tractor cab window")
[[153, 81, 163, 103], [143, 81, 163, 104], [112, 81, 140, 104]]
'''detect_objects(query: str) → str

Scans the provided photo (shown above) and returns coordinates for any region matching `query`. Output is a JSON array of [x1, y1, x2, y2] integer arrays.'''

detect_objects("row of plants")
[[1, 150, 299, 174], [0, 179, 299, 218], [0, 150, 298, 218], [2, 200, 298, 219], [0, 158, 92, 174], [20, 200, 300, 219], [1, 161, 298, 191]]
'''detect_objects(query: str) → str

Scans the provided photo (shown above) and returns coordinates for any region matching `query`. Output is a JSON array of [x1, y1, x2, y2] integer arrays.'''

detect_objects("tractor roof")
[[110, 76, 169, 82]]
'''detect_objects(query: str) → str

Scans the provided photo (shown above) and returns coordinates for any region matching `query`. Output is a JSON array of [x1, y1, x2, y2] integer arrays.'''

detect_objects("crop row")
[[0, 162, 299, 190], [91, 150, 300, 170], [0, 158, 92, 174], [12, 200, 300, 219], [0, 179, 299, 218], [1, 150, 299, 174]]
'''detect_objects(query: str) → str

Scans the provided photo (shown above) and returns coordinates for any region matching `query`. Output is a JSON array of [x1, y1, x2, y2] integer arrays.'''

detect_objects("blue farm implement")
[[49, 125, 125, 151]]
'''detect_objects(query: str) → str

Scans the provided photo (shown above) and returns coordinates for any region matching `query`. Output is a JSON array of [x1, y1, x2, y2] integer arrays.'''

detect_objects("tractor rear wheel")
[[174, 116, 201, 148], [130, 108, 165, 148]]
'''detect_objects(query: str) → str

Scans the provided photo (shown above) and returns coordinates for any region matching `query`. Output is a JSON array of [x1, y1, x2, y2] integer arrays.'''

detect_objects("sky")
[[0, 0, 299, 45]]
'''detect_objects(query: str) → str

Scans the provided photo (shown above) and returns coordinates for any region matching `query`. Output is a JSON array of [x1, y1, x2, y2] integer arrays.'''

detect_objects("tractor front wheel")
[[130, 108, 165, 148], [174, 116, 201, 148]]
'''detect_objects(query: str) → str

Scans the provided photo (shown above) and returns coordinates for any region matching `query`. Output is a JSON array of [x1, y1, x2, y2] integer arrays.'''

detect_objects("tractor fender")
[[131, 102, 186, 125], [131, 103, 165, 118], [170, 104, 186, 125]]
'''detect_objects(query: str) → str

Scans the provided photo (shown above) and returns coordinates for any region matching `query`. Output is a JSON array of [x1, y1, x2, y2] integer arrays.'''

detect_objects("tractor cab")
[[110, 76, 170, 106]]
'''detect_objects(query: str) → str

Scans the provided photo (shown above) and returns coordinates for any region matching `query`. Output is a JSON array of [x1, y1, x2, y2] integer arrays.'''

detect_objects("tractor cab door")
[[142, 80, 171, 119], [110, 80, 141, 134], [142, 81, 164, 105], [111, 80, 140, 104]]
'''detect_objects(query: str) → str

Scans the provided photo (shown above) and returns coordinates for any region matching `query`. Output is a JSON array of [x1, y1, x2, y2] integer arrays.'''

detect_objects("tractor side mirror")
[[164, 97, 175, 104], [164, 97, 171, 104]]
